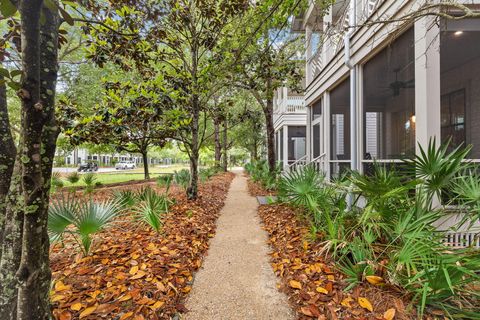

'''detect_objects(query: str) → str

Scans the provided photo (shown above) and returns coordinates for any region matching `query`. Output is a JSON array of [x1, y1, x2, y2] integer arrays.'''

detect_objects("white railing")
[[287, 155, 308, 172], [274, 95, 306, 115], [311, 153, 326, 172], [443, 232, 480, 249], [308, 48, 323, 80]]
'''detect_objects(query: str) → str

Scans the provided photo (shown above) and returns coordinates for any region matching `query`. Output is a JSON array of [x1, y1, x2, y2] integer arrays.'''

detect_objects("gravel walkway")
[[184, 172, 294, 320]]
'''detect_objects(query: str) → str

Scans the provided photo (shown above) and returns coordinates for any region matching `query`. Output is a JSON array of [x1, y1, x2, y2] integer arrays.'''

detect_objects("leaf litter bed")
[[50, 172, 235, 320], [252, 180, 416, 320]]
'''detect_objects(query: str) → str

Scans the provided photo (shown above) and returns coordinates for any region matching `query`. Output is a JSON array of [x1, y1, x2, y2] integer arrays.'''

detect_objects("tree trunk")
[[264, 98, 276, 174], [0, 75, 16, 246], [222, 116, 228, 172], [142, 150, 150, 180], [16, 2, 56, 319], [213, 116, 221, 168], [187, 97, 200, 200], [33, 6, 60, 320], [0, 158, 24, 319]]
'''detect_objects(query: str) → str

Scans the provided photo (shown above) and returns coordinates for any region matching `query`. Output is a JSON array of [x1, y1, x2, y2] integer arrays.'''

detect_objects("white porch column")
[[306, 107, 312, 162], [414, 16, 441, 151], [283, 125, 289, 171], [415, 16, 441, 207]]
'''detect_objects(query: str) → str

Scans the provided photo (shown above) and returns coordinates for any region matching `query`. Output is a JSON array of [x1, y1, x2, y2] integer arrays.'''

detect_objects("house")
[[59, 148, 163, 167], [288, 0, 480, 247], [273, 85, 307, 171], [290, 0, 480, 179]]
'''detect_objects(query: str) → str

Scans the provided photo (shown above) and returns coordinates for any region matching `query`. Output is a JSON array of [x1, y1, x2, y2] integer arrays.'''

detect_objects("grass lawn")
[[63, 164, 189, 187]]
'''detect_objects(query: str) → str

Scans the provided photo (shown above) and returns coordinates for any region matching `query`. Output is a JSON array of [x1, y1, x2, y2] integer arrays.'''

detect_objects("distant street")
[[52, 167, 120, 174]]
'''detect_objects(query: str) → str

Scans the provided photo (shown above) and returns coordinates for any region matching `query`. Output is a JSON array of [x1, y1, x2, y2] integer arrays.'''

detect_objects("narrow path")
[[185, 171, 294, 320]]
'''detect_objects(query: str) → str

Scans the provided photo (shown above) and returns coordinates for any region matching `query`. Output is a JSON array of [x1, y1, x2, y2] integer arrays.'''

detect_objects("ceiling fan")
[[388, 68, 414, 96]]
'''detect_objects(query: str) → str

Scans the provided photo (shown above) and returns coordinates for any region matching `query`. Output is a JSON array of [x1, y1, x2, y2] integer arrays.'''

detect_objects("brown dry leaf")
[[384, 308, 396, 320], [150, 301, 165, 310], [51, 295, 65, 303], [54, 281, 70, 292], [289, 280, 302, 289], [70, 302, 82, 311], [341, 297, 353, 308], [129, 265, 139, 275], [58, 310, 72, 320], [79, 305, 97, 318], [120, 312, 134, 320], [358, 297, 374, 312], [130, 270, 146, 279], [118, 294, 132, 302], [366, 275, 384, 285], [316, 287, 328, 294]]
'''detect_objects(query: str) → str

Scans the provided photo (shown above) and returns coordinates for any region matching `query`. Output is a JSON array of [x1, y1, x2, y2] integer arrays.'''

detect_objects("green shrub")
[[199, 167, 220, 182], [246, 160, 280, 190]]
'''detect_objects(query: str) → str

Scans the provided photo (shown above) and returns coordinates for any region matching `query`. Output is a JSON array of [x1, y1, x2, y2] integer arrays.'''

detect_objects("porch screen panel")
[[440, 19, 480, 158], [362, 27, 415, 160], [330, 78, 351, 176], [288, 126, 306, 162]]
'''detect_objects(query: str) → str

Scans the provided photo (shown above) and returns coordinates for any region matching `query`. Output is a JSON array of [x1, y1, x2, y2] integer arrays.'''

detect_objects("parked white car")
[[115, 161, 136, 170]]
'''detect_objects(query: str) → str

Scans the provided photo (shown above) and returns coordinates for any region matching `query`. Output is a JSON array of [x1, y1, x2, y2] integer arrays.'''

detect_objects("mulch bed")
[[252, 177, 416, 319], [245, 175, 276, 197], [50, 172, 235, 320]]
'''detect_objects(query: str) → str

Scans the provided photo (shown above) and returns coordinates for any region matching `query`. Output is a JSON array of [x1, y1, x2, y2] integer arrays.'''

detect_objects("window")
[[440, 19, 480, 158], [362, 27, 415, 160]]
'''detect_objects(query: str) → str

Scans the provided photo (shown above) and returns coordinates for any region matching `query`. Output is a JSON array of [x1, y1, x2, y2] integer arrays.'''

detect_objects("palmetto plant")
[[66, 171, 80, 184], [50, 171, 64, 193], [199, 167, 219, 182], [277, 140, 480, 318], [48, 197, 121, 255], [278, 165, 324, 211], [174, 169, 191, 191], [157, 174, 173, 195], [82, 173, 97, 194], [112, 189, 137, 210], [453, 169, 480, 223], [405, 138, 471, 208], [133, 191, 169, 233]]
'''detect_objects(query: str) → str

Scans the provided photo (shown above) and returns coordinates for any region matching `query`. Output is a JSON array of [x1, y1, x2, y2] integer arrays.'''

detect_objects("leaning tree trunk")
[[222, 116, 228, 172], [141, 150, 150, 180]]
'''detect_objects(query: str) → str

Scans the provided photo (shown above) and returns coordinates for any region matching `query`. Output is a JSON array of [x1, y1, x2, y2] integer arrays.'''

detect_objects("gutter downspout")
[[344, 0, 357, 208]]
